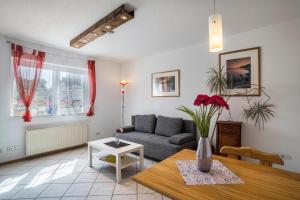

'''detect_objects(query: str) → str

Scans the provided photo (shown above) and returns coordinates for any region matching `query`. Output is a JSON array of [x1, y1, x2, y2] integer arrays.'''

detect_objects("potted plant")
[[178, 94, 229, 172]]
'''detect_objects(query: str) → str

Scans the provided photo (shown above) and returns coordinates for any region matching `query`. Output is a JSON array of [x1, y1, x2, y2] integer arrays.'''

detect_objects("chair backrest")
[[220, 146, 284, 167]]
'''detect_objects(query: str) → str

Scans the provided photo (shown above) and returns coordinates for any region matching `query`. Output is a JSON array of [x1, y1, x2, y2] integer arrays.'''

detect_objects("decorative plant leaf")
[[206, 66, 275, 132], [242, 101, 275, 131], [206, 66, 227, 95]]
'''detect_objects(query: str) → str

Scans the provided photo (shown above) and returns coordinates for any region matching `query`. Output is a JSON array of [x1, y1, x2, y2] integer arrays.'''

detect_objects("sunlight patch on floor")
[[0, 173, 27, 194]]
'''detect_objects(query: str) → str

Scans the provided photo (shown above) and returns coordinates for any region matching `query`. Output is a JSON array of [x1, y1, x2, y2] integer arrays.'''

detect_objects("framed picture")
[[219, 47, 261, 96], [152, 70, 180, 97]]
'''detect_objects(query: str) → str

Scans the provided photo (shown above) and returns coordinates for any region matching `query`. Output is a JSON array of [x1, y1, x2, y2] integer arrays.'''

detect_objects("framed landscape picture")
[[152, 70, 180, 97], [219, 47, 261, 96]]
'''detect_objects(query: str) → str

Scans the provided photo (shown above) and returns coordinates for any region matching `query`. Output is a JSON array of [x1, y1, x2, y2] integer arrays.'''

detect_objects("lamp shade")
[[120, 80, 128, 86], [208, 14, 223, 52]]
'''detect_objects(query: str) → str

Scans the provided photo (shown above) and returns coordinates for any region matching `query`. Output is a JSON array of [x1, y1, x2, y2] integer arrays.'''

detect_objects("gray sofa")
[[116, 114, 196, 161]]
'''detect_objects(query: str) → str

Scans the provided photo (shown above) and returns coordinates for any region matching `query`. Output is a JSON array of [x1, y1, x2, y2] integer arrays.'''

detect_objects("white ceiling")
[[0, 0, 299, 63]]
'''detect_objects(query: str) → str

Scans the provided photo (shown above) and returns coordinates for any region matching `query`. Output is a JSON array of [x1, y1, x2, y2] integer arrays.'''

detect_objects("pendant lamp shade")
[[208, 14, 223, 52]]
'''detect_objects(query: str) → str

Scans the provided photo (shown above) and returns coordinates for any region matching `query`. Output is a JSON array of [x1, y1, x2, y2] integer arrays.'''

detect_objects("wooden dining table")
[[132, 149, 300, 200]]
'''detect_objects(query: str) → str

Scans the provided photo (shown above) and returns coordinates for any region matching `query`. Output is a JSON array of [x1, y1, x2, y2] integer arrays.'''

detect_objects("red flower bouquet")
[[178, 94, 229, 138]]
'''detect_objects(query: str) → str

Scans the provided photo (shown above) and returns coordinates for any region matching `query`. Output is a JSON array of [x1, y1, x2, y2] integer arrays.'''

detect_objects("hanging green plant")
[[205, 66, 275, 133], [242, 86, 275, 130], [242, 101, 274, 130], [206, 66, 227, 95]]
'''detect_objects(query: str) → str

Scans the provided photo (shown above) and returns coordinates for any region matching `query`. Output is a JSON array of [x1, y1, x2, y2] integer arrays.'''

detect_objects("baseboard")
[[0, 143, 87, 167]]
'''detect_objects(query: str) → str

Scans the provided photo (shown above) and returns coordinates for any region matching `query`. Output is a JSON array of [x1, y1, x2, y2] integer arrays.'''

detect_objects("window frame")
[[10, 59, 89, 118]]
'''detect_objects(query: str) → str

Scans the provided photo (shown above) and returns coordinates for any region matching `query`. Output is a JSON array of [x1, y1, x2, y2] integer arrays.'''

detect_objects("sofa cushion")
[[146, 135, 183, 159], [117, 132, 154, 143], [134, 114, 156, 133], [116, 132, 196, 161], [168, 133, 195, 145], [182, 120, 196, 134], [155, 116, 183, 137]]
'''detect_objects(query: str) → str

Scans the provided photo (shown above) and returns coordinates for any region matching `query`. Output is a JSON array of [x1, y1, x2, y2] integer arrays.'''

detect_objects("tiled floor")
[[0, 147, 172, 200]]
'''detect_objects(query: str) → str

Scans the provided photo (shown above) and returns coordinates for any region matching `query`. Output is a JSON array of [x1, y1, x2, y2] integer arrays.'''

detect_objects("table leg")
[[116, 154, 121, 183], [88, 145, 93, 167], [139, 147, 144, 171]]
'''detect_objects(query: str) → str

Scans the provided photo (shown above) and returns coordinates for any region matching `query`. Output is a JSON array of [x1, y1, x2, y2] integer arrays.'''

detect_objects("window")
[[58, 71, 89, 114], [11, 61, 89, 117]]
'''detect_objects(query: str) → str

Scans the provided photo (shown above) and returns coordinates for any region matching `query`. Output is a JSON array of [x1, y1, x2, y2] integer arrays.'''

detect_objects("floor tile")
[[78, 154, 89, 159], [87, 196, 112, 200], [0, 174, 30, 186], [123, 164, 137, 172], [96, 173, 115, 183], [55, 163, 85, 174], [16, 174, 40, 185], [162, 195, 173, 200], [112, 194, 137, 200], [101, 165, 116, 174], [83, 165, 102, 173], [29, 165, 58, 175], [114, 181, 137, 194], [89, 182, 115, 196], [0, 147, 164, 200], [52, 173, 80, 183], [26, 172, 55, 186], [43, 153, 66, 160], [38, 159, 60, 166], [75, 172, 98, 183], [6, 166, 33, 175], [143, 160, 155, 169], [61, 197, 86, 200], [39, 183, 70, 198], [91, 159, 106, 166], [11, 184, 49, 199], [15, 160, 42, 167], [0, 184, 23, 199], [63, 154, 83, 160], [137, 184, 156, 194], [70, 165, 86, 173], [122, 170, 137, 180], [138, 193, 163, 200], [64, 183, 93, 196]]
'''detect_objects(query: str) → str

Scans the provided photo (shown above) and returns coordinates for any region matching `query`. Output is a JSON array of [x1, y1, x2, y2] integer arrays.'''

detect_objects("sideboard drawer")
[[220, 124, 239, 134]]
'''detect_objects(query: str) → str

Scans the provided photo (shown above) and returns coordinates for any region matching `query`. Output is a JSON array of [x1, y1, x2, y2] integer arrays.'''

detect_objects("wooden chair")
[[220, 146, 284, 167]]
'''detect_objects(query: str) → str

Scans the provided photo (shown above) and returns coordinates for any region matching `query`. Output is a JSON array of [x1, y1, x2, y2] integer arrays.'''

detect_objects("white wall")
[[121, 19, 300, 173], [88, 58, 121, 141], [0, 36, 121, 163]]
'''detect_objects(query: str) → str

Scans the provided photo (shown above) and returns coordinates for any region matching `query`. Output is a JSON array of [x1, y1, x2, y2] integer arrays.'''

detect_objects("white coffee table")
[[88, 137, 144, 183]]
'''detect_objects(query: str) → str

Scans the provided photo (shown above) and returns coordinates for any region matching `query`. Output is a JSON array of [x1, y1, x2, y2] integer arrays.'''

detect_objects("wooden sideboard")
[[216, 121, 242, 156]]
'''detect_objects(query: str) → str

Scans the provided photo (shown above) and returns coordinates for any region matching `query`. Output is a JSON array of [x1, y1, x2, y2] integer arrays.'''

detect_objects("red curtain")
[[87, 60, 96, 116], [11, 44, 46, 122]]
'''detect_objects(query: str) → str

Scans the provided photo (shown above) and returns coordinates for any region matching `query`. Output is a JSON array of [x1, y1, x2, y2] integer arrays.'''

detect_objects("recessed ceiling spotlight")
[[120, 15, 128, 20], [92, 33, 98, 37], [82, 39, 88, 43], [105, 25, 112, 30]]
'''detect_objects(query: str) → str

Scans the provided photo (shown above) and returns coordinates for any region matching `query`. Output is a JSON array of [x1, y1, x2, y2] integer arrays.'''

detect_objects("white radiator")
[[26, 122, 88, 156]]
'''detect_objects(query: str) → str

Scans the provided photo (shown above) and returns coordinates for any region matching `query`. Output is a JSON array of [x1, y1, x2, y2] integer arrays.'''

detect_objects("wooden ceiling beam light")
[[70, 4, 134, 48]]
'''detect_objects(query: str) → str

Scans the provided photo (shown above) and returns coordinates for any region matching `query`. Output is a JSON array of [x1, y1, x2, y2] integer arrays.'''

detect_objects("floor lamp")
[[120, 80, 128, 126]]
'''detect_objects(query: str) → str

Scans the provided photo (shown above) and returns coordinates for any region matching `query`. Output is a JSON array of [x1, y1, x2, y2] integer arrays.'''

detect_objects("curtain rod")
[[6, 40, 92, 63]]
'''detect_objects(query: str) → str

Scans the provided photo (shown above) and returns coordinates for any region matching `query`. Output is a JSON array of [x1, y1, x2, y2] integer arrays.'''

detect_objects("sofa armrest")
[[168, 133, 195, 145], [116, 125, 135, 133]]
